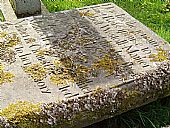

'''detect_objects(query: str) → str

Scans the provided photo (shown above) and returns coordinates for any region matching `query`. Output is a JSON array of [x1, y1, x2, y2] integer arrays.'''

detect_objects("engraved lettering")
[[15, 46, 24, 53], [19, 53, 31, 58], [36, 55, 46, 62], [37, 81, 51, 93]]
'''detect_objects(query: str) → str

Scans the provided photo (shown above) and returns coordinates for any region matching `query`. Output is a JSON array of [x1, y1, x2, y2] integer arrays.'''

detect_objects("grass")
[[0, 10, 5, 22], [42, 0, 170, 43], [87, 96, 170, 128], [41, 0, 170, 128]]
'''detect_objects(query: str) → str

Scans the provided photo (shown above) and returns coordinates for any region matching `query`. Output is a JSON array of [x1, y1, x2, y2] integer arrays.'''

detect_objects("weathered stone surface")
[[0, 3, 170, 128]]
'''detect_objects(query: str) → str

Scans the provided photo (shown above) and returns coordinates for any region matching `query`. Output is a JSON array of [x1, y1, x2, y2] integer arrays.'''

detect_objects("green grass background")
[[0, 10, 5, 22], [42, 0, 170, 43], [42, 0, 170, 127]]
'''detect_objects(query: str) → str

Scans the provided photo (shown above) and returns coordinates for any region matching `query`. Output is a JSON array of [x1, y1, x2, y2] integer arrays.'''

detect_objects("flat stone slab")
[[0, 3, 170, 128]]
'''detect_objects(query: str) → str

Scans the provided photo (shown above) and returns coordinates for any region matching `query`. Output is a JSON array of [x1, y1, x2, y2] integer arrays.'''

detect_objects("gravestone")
[[0, 0, 41, 21], [10, 0, 41, 17], [0, 2, 170, 128]]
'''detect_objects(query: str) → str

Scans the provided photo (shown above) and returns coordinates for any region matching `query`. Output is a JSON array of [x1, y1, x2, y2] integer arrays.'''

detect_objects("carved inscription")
[[1, 3, 169, 110], [81, 5, 166, 70]]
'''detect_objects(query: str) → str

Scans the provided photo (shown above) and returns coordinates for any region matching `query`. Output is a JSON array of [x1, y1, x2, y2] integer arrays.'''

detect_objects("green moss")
[[0, 10, 5, 22]]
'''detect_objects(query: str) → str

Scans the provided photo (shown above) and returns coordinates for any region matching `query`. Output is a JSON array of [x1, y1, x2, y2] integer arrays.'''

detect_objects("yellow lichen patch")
[[93, 87, 103, 94], [50, 74, 74, 85], [0, 69, 15, 85], [35, 48, 55, 56], [0, 32, 21, 47], [79, 11, 95, 17], [0, 31, 21, 63], [0, 101, 41, 124], [50, 58, 91, 85], [0, 63, 4, 71], [24, 63, 47, 81], [0, 31, 8, 38], [53, 59, 62, 67], [0, 48, 16, 63], [0, 63, 15, 84], [92, 54, 123, 76], [6, 33, 21, 47], [149, 48, 169, 62], [73, 64, 90, 81], [50, 60, 75, 85]]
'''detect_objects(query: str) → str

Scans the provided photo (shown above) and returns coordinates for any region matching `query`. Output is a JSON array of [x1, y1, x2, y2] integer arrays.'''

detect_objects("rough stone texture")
[[0, 3, 170, 128]]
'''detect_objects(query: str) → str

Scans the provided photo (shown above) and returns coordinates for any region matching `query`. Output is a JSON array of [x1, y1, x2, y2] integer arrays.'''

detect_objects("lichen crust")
[[1, 62, 170, 128]]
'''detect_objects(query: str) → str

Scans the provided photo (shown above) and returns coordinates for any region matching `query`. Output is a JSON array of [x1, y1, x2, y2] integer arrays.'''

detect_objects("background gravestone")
[[0, 2, 170, 128], [10, 0, 41, 17]]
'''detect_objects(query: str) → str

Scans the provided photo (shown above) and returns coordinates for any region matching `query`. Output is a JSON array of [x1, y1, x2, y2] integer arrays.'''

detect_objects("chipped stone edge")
[[0, 61, 170, 128]]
